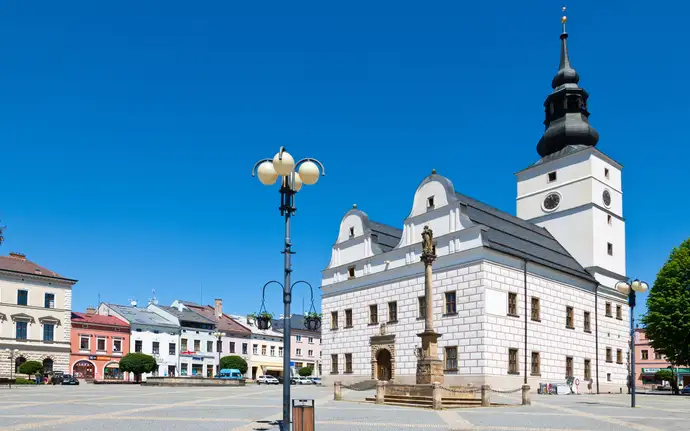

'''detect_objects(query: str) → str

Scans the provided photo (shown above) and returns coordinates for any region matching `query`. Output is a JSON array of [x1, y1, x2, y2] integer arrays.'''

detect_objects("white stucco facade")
[[231, 315, 285, 379], [321, 169, 630, 393], [99, 303, 180, 380]]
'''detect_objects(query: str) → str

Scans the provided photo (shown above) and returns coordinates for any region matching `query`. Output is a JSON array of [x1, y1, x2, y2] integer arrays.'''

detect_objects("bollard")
[[481, 384, 491, 407], [334, 381, 342, 401], [521, 384, 531, 406], [375, 380, 386, 404], [432, 382, 443, 410]]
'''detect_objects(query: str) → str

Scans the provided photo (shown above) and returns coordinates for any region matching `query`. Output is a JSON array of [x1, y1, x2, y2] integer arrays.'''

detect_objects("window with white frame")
[[296, 348, 302, 356], [80, 335, 90, 351], [279, 346, 284, 357], [296, 335, 302, 342], [97, 337, 106, 352], [113, 338, 122, 353], [308, 350, 313, 357]]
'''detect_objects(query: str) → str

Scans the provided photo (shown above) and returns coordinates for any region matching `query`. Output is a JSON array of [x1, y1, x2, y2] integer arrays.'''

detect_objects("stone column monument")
[[416, 225, 444, 384]]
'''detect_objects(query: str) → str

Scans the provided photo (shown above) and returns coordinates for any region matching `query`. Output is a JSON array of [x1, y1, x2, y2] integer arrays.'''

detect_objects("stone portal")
[[370, 328, 395, 381]]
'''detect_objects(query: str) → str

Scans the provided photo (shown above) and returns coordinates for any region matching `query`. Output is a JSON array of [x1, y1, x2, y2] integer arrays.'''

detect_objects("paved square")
[[0, 384, 687, 430]]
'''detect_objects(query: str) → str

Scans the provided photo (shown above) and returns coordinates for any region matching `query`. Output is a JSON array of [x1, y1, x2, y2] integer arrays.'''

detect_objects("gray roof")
[[106, 304, 178, 328], [158, 305, 215, 325], [369, 221, 402, 252], [272, 314, 321, 334], [454, 193, 595, 282]]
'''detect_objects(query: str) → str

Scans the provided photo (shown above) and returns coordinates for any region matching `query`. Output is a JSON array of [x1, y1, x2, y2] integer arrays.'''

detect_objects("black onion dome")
[[536, 18, 599, 158]]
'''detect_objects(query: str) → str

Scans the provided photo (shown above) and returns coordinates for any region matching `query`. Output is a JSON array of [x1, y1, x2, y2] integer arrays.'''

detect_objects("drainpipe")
[[595, 284, 600, 394], [523, 260, 528, 385]]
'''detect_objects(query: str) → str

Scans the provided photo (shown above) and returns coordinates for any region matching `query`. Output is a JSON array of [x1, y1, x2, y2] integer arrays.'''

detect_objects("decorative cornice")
[[0, 303, 70, 313], [0, 269, 77, 285], [10, 313, 35, 323], [38, 316, 62, 326]]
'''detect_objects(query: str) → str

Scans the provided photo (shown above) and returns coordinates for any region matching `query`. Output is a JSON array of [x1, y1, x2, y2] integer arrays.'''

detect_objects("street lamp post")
[[5, 348, 19, 389], [252, 147, 324, 431], [615, 279, 649, 408], [212, 331, 225, 375]]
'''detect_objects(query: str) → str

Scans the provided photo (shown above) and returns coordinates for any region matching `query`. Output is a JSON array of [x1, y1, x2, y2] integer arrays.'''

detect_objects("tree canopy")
[[219, 355, 248, 374], [298, 367, 313, 377], [18, 361, 43, 378], [119, 353, 157, 381], [641, 238, 690, 367]]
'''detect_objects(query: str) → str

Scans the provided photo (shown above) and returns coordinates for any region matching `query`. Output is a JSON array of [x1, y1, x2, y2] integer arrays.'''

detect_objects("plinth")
[[416, 329, 444, 385]]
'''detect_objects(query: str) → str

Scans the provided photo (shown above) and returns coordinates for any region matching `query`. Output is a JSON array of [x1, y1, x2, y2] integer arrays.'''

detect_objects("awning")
[[262, 366, 283, 372]]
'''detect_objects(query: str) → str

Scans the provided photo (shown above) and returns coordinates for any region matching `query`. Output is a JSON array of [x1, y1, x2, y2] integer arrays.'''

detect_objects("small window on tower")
[[349, 227, 355, 238], [607, 243, 613, 256], [607, 215, 612, 225], [427, 196, 435, 210], [547, 171, 557, 182], [604, 168, 610, 179], [348, 266, 355, 279]]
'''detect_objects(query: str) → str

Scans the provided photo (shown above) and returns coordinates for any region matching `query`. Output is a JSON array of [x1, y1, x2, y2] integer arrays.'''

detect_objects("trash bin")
[[292, 399, 314, 431]]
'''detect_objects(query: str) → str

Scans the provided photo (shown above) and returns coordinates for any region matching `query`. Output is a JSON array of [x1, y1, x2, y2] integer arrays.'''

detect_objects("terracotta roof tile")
[[0, 253, 75, 282], [71, 312, 129, 327]]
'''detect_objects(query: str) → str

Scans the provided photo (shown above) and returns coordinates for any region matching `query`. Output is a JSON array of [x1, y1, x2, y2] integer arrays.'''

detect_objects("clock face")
[[603, 190, 612, 207], [543, 193, 561, 211]]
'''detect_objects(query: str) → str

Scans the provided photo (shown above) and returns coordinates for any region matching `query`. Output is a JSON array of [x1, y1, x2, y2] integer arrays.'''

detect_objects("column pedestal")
[[416, 330, 444, 385]]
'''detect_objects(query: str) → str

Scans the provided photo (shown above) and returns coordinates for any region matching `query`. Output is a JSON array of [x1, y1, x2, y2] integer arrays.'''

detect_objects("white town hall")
[[321, 23, 629, 393]]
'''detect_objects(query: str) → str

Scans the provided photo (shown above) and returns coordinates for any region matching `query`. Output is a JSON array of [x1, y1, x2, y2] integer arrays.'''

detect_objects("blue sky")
[[0, 1, 687, 319]]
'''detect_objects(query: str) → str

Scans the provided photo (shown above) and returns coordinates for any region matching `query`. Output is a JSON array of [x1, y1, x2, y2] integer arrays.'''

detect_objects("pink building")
[[635, 328, 690, 389], [273, 315, 322, 376], [70, 308, 130, 381]]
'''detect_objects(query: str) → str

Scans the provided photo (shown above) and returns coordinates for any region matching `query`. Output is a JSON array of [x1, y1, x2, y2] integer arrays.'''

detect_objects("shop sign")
[[192, 356, 203, 361], [180, 351, 197, 356], [88, 355, 97, 360], [641, 368, 660, 373], [676, 368, 690, 373]]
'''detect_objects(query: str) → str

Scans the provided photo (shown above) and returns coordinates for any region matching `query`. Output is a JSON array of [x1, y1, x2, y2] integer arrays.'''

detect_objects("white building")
[[0, 252, 77, 376], [231, 315, 285, 380], [321, 24, 630, 393], [155, 302, 217, 378], [99, 302, 180, 380], [176, 299, 253, 377]]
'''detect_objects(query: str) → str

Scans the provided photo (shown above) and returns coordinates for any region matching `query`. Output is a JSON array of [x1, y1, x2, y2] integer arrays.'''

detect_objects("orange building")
[[70, 308, 130, 381]]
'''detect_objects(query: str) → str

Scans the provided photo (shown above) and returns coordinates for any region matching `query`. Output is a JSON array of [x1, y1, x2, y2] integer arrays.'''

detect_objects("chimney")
[[9, 252, 27, 260], [86, 307, 96, 315], [214, 298, 223, 317]]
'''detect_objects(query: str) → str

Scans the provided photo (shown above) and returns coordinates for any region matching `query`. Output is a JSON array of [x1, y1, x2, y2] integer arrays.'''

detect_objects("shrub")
[[298, 367, 313, 377], [219, 356, 248, 374], [18, 361, 43, 378], [14, 378, 36, 385], [119, 353, 157, 382]]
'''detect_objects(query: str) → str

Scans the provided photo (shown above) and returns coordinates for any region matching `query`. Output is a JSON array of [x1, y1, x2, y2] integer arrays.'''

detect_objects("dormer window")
[[427, 196, 435, 210], [348, 266, 355, 279], [547, 171, 557, 183], [349, 227, 355, 238]]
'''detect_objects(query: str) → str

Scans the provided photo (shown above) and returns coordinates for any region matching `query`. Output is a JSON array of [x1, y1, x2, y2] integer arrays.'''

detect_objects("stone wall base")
[[0, 345, 69, 377]]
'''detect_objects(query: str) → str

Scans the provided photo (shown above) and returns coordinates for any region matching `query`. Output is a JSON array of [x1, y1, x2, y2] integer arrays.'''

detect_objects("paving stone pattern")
[[0, 384, 687, 430]]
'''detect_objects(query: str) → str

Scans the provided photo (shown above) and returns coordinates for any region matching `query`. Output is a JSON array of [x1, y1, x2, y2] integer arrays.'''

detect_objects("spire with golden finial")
[[561, 6, 567, 34]]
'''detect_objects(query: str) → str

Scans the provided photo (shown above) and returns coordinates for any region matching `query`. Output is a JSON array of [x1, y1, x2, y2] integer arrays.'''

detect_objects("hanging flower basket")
[[304, 312, 322, 331], [254, 312, 273, 330]]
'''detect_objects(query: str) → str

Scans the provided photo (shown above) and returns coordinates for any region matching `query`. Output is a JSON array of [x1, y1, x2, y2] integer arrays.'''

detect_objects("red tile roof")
[[72, 312, 130, 327], [0, 253, 76, 282], [182, 303, 252, 335]]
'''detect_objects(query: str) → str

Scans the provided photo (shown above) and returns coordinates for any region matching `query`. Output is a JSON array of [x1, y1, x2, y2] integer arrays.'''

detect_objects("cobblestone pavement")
[[0, 384, 687, 430]]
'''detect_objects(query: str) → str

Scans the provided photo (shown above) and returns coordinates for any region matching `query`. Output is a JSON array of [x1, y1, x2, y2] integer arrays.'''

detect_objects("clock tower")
[[515, 15, 626, 288]]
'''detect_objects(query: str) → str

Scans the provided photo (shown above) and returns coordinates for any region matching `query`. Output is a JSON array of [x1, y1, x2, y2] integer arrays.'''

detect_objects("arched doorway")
[[376, 349, 392, 381], [15, 357, 26, 373], [103, 362, 122, 380], [42, 358, 53, 373], [73, 360, 94, 379]]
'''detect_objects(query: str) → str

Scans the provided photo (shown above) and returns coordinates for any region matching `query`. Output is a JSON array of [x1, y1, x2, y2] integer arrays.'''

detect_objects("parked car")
[[294, 377, 313, 385], [215, 369, 244, 380], [61, 374, 79, 385], [256, 375, 280, 385], [681, 384, 690, 395], [309, 377, 322, 385]]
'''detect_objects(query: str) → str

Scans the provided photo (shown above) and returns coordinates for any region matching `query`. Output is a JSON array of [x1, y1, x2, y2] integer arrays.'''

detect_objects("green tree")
[[119, 353, 157, 382], [18, 361, 43, 379], [219, 355, 248, 374], [642, 238, 690, 394], [298, 367, 313, 377], [655, 369, 679, 392]]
